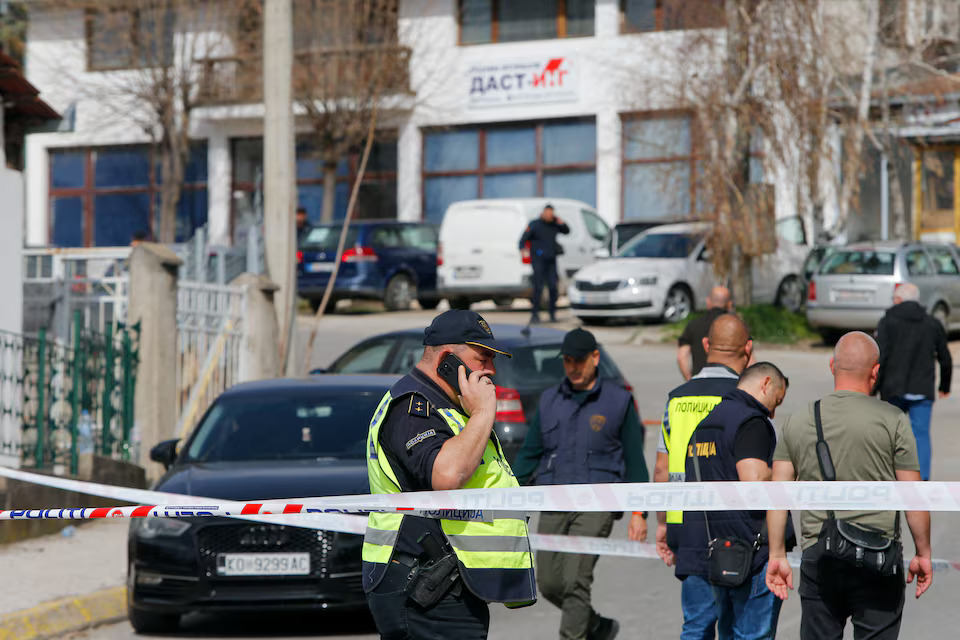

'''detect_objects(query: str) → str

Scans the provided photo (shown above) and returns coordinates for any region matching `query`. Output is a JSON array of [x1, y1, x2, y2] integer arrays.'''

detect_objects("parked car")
[[297, 220, 440, 312], [312, 324, 636, 463], [437, 198, 611, 309], [127, 375, 399, 633], [612, 220, 677, 254], [568, 218, 810, 324], [806, 242, 960, 338]]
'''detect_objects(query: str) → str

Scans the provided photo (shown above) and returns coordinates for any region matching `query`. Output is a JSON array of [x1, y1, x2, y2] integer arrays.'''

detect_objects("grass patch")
[[665, 305, 817, 345]]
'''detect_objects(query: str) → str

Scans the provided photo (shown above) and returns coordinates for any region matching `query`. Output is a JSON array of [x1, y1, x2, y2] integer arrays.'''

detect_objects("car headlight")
[[134, 516, 191, 539], [622, 276, 657, 288]]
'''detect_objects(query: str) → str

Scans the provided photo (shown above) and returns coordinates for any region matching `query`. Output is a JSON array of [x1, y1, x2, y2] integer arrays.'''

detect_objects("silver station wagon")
[[806, 242, 960, 338]]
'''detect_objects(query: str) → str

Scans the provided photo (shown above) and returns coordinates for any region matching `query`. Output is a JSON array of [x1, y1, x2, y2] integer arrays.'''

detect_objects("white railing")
[[174, 281, 245, 440]]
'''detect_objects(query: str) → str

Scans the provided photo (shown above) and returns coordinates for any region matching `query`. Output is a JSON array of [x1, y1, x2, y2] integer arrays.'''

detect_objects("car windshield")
[[182, 390, 382, 462], [820, 250, 896, 276], [301, 226, 359, 250], [492, 345, 621, 389], [618, 232, 702, 259]]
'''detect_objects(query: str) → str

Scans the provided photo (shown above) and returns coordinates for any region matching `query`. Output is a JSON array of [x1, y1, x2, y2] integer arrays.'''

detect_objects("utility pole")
[[262, 0, 297, 375]]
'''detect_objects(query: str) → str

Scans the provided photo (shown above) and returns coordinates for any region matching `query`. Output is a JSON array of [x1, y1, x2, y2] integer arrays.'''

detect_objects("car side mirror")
[[593, 247, 610, 259], [150, 439, 180, 470]]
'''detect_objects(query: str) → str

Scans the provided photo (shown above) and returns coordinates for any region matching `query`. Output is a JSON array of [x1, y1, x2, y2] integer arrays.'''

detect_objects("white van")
[[437, 198, 611, 308]]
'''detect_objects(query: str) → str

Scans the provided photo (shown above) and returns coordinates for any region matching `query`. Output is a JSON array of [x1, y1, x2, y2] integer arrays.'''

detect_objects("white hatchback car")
[[568, 221, 809, 323]]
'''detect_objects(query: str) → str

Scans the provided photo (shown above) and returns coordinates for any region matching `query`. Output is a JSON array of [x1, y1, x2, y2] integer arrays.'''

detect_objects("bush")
[[666, 305, 817, 345]]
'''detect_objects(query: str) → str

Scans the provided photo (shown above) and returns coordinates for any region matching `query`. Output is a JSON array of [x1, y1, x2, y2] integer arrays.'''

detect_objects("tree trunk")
[[320, 160, 337, 224], [157, 141, 185, 243]]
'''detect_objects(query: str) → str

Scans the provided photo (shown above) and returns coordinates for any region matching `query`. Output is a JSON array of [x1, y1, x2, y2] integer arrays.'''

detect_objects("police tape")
[[2, 466, 960, 572], [5, 464, 960, 514]]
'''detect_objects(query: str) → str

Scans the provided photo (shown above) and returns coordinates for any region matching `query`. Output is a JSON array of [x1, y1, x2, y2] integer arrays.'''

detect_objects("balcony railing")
[[195, 45, 412, 106]]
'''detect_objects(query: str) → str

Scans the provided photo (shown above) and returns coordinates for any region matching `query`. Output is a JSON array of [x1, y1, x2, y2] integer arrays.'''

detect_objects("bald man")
[[648, 314, 753, 639], [876, 283, 951, 481], [766, 332, 932, 640], [677, 286, 733, 381]]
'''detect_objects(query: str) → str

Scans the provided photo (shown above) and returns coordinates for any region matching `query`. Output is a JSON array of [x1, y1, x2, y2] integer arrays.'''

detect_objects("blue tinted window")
[[93, 193, 150, 246], [624, 163, 691, 219], [176, 189, 208, 242], [51, 151, 86, 189], [425, 176, 476, 222], [543, 121, 596, 165], [482, 172, 536, 198], [296, 139, 348, 181], [184, 143, 209, 184], [368, 139, 398, 174], [543, 171, 596, 206], [623, 0, 656, 31], [95, 147, 150, 188], [297, 183, 350, 223], [460, 0, 492, 44], [425, 131, 478, 171], [624, 117, 691, 160], [486, 127, 535, 167], [52, 197, 84, 247]]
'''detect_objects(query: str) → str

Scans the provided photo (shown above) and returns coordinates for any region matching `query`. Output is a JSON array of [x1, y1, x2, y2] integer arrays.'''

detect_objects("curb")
[[0, 586, 127, 640]]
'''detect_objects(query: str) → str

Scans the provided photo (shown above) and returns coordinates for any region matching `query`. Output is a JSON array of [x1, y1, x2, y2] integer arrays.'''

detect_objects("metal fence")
[[174, 282, 245, 442], [0, 312, 140, 473]]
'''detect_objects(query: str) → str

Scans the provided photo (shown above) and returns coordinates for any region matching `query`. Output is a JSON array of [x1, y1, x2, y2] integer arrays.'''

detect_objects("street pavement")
[[8, 303, 960, 639]]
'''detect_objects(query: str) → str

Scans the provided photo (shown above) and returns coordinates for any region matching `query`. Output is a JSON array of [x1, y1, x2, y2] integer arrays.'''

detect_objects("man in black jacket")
[[519, 204, 570, 323], [876, 283, 952, 480]]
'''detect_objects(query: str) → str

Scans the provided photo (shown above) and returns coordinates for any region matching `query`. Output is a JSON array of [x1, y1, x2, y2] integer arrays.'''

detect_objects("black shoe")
[[588, 616, 619, 640], [530, 315, 541, 324], [549, 314, 557, 323]]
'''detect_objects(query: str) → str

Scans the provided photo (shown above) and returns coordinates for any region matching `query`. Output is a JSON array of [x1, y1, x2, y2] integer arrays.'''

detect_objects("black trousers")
[[798, 544, 905, 640], [366, 558, 490, 640], [531, 257, 559, 319]]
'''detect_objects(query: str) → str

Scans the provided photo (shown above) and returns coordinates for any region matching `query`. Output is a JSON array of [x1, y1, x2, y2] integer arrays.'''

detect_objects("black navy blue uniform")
[[519, 218, 570, 321]]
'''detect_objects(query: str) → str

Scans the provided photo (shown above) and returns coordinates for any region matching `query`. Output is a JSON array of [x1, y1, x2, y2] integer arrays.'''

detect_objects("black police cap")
[[559, 328, 598, 358], [422, 310, 512, 358]]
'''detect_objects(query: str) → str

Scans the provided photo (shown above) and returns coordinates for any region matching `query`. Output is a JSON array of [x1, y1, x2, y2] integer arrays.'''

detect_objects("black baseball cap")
[[423, 310, 513, 358], [559, 328, 598, 358]]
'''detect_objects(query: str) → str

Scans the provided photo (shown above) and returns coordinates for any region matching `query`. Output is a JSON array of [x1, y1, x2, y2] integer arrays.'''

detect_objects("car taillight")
[[342, 246, 378, 263], [296, 250, 303, 264], [521, 242, 532, 265], [437, 241, 443, 267], [808, 280, 816, 301], [495, 386, 526, 423]]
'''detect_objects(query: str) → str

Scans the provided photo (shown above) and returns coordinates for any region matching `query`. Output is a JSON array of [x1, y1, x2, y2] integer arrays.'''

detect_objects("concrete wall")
[[0, 168, 24, 336]]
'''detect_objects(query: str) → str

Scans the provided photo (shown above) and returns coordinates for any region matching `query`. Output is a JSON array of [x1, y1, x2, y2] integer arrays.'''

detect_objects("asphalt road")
[[74, 305, 960, 639]]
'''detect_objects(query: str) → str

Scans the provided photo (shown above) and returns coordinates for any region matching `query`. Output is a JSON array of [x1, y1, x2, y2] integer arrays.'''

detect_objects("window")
[[621, 0, 725, 33], [906, 250, 935, 277], [422, 119, 597, 222], [622, 114, 697, 220], [329, 339, 397, 373], [581, 209, 610, 242], [86, 7, 175, 71], [459, 0, 594, 45], [399, 226, 439, 251], [618, 232, 703, 259], [821, 251, 896, 276], [231, 133, 398, 238], [48, 144, 208, 247], [926, 247, 960, 275], [919, 148, 955, 232]]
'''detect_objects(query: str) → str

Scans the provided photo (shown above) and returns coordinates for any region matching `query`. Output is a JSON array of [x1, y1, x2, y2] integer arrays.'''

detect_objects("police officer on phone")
[[519, 204, 570, 324], [363, 310, 536, 640]]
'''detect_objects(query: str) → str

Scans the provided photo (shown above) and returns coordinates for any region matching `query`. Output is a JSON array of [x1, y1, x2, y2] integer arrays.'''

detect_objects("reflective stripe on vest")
[[363, 391, 536, 605], [664, 394, 723, 524]]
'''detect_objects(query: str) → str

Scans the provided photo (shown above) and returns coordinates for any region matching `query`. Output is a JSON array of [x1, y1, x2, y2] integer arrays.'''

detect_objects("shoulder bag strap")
[[690, 429, 713, 543]]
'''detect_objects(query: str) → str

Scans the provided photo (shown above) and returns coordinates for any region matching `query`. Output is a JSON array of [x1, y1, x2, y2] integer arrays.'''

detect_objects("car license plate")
[[454, 266, 482, 280], [832, 289, 873, 303], [217, 553, 311, 576], [581, 292, 609, 304], [307, 262, 335, 273]]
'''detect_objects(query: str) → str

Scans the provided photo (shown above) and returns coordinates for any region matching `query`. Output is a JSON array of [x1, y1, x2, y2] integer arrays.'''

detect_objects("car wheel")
[[417, 296, 441, 310], [662, 286, 693, 323], [384, 275, 416, 311], [817, 328, 842, 345], [449, 296, 472, 310], [933, 303, 949, 332], [128, 605, 180, 634], [493, 296, 514, 308], [775, 276, 804, 313]]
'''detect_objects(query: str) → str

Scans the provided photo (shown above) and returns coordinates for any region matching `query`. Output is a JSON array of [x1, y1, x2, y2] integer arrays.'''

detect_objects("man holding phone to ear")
[[363, 310, 536, 640]]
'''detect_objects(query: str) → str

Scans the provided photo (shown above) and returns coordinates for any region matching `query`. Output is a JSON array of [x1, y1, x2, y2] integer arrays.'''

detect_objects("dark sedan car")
[[127, 375, 398, 633], [313, 325, 637, 463]]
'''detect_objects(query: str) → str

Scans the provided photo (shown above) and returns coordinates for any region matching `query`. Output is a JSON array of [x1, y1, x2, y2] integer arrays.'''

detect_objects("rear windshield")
[[820, 250, 896, 276], [301, 226, 360, 250], [618, 233, 703, 259]]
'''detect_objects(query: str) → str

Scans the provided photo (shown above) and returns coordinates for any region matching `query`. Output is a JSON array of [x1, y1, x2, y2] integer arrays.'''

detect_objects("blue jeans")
[[682, 574, 718, 640], [890, 396, 933, 480], [714, 563, 782, 640]]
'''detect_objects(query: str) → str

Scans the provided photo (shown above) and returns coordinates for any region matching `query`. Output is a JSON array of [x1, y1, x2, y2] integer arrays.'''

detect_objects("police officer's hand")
[[908, 555, 933, 598], [655, 523, 674, 567], [458, 365, 497, 419], [765, 556, 793, 601], [628, 513, 647, 542]]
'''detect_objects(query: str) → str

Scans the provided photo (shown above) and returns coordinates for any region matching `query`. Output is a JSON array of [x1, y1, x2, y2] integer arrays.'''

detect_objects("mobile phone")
[[437, 353, 472, 396]]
